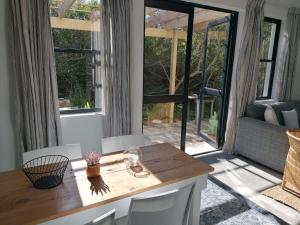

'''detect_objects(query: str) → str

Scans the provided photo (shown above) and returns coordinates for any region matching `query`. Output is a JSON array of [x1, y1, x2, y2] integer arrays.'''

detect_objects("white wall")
[[60, 113, 103, 155], [0, 0, 17, 172], [130, 0, 145, 134]]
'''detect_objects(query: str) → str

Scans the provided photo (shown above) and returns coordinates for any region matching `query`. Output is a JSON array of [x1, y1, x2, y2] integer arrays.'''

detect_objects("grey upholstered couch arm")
[[235, 117, 289, 173]]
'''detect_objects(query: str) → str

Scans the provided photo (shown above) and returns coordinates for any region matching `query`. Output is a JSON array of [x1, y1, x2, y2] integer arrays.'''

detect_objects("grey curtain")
[[101, 0, 131, 137], [10, 0, 62, 165], [274, 8, 300, 101], [223, 0, 265, 154]]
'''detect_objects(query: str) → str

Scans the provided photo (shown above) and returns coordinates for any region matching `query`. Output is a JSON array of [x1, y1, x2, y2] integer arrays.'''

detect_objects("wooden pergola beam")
[[145, 28, 226, 40], [146, 9, 227, 31], [50, 17, 226, 40], [145, 28, 187, 40], [58, 0, 76, 18], [192, 22, 208, 32], [166, 11, 226, 31], [209, 31, 227, 40], [169, 30, 178, 123], [51, 17, 100, 32]]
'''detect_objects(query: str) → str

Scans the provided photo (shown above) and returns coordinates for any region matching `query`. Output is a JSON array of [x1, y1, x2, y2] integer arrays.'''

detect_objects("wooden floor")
[[143, 120, 217, 155]]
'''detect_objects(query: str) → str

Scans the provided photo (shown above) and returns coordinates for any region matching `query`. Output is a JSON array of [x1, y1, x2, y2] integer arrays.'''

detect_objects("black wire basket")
[[23, 155, 69, 189]]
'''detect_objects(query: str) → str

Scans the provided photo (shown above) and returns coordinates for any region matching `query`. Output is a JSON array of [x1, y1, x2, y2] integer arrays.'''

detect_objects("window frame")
[[256, 17, 281, 100], [50, 0, 102, 115], [53, 47, 102, 115]]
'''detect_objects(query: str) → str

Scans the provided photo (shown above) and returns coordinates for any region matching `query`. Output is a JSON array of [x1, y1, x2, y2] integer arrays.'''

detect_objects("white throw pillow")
[[264, 105, 280, 125], [282, 109, 299, 128]]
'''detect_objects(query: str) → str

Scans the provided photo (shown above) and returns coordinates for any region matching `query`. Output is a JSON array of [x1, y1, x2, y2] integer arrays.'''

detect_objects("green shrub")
[[208, 112, 218, 135]]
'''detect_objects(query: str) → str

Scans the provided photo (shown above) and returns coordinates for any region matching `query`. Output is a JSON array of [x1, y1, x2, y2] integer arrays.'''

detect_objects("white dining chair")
[[122, 183, 195, 225], [84, 209, 116, 225], [22, 144, 82, 163], [101, 135, 152, 154]]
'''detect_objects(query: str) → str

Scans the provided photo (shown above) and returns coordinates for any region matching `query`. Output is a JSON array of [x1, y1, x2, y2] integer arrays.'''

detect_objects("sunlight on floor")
[[197, 152, 300, 225], [185, 141, 216, 155], [143, 121, 217, 155]]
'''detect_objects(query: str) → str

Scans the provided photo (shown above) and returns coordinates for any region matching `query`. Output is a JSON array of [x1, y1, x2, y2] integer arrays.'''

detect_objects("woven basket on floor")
[[282, 129, 300, 196]]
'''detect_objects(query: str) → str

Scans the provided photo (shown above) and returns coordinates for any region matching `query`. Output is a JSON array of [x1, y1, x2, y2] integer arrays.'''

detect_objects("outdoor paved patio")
[[143, 120, 217, 155]]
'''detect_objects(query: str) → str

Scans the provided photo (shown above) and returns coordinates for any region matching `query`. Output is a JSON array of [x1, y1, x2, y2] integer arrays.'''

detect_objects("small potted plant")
[[85, 152, 102, 178]]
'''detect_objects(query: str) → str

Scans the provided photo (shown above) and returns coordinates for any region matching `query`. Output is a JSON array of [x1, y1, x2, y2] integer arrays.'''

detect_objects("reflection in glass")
[[256, 62, 272, 97], [261, 22, 276, 60], [144, 7, 188, 96]]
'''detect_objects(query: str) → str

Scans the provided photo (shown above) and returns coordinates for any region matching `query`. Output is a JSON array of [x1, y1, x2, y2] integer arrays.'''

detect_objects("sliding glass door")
[[143, 0, 194, 151], [196, 14, 237, 148], [143, 0, 238, 153]]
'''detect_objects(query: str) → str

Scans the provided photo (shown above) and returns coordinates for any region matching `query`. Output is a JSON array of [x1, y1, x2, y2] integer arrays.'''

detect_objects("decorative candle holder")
[[123, 147, 142, 167], [123, 148, 150, 178]]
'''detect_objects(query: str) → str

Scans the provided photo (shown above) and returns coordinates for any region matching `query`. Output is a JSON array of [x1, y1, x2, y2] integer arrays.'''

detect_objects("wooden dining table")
[[0, 143, 214, 225]]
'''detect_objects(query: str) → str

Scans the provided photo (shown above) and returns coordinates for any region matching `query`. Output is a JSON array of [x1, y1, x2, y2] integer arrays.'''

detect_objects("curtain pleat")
[[101, 0, 131, 137], [10, 0, 62, 166], [274, 8, 300, 101], [223, 0, 265, 154]]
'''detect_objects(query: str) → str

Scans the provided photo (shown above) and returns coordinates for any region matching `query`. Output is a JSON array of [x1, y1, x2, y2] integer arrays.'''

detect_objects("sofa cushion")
[[245, 104, 267, 121], [264, 105, 280, 125], [282, 109, 300, 128], [244, 101, 300, 124], [270, 101, 300, 125]]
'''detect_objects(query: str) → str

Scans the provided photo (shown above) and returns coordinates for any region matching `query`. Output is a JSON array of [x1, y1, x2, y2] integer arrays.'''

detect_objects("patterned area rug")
[[200, 176, 288, 225]]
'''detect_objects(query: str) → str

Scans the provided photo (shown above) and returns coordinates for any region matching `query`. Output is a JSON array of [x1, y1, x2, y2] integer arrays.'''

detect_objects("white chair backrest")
[[23, 144, 82, 163], [126, 183, 195, 225], [84, 209, 116, 225], [101, 135, 152, 154]]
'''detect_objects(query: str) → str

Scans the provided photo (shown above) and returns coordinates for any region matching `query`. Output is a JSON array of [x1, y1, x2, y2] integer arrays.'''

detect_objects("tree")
[[144, 24, 228, 96], [143, 23, 228, 121]]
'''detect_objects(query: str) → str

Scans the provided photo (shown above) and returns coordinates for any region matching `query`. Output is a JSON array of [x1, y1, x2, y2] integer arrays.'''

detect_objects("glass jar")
[[123, 147, 142, 167]]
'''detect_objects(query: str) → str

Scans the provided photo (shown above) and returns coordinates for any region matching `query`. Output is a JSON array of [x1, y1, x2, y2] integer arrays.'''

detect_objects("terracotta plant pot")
[[86, 163, 100, 178]]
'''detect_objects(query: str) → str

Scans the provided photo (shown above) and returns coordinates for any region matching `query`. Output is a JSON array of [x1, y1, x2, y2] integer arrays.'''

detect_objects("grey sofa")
[[235, 101, 300, 173]]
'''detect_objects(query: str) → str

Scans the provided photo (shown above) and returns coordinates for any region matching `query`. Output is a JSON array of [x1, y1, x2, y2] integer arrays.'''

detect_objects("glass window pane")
[[257, 19, 280, 99], [52, 29, 92, 49], [50, 0, 101, 110], [143, 103, 183, 148], [204, 23, 228, 90], [144, 37, 172, 96], [144, 7, 189, 96], [256, 62, 272, 98], [55, 52, 95, 109], [261, 22, 277, 60]]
